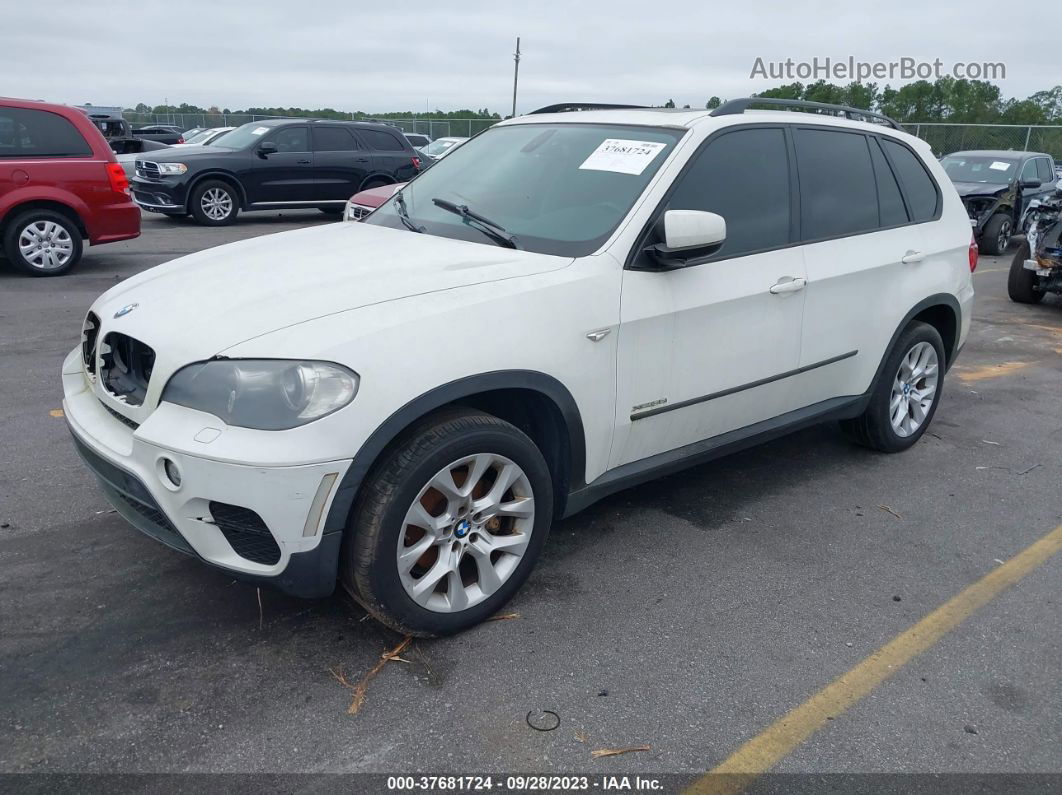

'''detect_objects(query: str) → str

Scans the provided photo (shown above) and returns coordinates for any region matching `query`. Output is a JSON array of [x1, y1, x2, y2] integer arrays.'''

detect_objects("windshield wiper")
[[393, 191, 423, 233], [431, 198, 518, 249]]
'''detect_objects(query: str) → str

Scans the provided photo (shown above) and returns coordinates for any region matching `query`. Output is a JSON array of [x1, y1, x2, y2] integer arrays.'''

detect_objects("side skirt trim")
[[564, 393, 868, 518], [631, 350, 859, 421]]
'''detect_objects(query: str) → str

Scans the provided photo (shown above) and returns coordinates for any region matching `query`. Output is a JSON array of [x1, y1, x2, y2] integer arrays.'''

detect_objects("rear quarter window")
[[0, 108, 92, 158], [881, 138, 940, 222]]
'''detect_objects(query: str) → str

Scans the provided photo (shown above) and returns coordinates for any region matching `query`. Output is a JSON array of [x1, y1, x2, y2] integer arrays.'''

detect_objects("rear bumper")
[[62, 347, 351, 599], [86, 200, 141, 245]]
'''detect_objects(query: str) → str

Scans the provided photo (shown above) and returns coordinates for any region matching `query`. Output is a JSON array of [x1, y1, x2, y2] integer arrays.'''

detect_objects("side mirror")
[[645, 210, 726, 269], [257, 141, 278, 157], [1020, 179, 1041, 190]]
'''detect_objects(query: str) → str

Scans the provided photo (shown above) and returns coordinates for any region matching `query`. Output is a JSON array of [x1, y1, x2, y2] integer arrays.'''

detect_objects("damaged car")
[[939, 150, 1057, 255], [1009, 190, 1062, 304]]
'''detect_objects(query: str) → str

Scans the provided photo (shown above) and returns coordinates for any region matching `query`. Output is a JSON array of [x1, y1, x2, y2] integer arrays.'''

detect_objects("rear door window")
[[868, 138, 909, 227], [0, 108, 92, 158], [360, 129, 406, 151], [794, 128, 877, 240], [313, 127, 358, 151], [880, 139, 940, 222]]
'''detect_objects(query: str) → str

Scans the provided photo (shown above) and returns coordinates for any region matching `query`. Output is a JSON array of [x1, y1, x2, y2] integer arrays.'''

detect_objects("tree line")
[[694, 79, 1062, 124], [125, 102, 501, 120]]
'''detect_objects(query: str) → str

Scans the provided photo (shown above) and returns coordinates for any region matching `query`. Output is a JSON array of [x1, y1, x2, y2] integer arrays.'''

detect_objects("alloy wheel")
[[998, 219, 1011, 252], [18, 220, 74, 270], [890, 341, 939, 437], [396, 453, 535, 613], [201, 187, 233, 221]]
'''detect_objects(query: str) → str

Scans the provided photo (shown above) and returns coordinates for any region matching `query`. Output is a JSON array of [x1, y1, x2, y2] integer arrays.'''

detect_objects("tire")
[[361, 177, 392, 192], [978, 214, 1012, 256], [1007, 241, 1043, 304], [840, 321, 945, 453], [341, 409, 554, 636], [2, 209, 83, 276], [189, 179, 239, 226]]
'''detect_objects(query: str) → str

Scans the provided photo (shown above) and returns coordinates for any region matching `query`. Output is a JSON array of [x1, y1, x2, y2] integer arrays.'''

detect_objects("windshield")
[[364, 123, 684, 256], [941, 155, 1018, 185], [423, 138, 465, 157], [184, 128, 217, 144], [210, 123, 274, 150]]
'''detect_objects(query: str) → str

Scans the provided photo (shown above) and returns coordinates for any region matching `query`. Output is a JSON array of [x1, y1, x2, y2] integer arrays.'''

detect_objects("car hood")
[[140, 145, 225, 161], [351, 182, 405, 206], [951, 181, 1009, 198], [92, 222, 571, 364]]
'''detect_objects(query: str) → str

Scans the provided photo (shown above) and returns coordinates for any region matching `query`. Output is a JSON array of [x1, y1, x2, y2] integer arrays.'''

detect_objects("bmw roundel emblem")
[[454, 519, 471, 538], [114, 303, 139, 319]]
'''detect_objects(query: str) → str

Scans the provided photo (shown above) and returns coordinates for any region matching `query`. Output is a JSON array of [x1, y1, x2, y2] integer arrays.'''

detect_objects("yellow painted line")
[[953, 360, 1032, 383], [686, 523, 1062, 795], [49, 409, 64, 418]]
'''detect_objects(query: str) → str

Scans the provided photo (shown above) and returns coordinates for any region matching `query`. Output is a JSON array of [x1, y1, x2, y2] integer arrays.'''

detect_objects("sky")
[[3, 0, 1053, 116]]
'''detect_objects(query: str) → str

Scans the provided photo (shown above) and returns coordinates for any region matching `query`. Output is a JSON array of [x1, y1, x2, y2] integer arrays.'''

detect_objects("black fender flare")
[[870, 293, 962, 390], [357, 172, 396, 192], [322, 370, 587, 534]]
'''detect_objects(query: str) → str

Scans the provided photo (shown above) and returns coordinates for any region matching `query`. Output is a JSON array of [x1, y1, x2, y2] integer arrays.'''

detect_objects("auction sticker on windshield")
[[579, 139, 667, 175], [990, 161, 1013, 171], [252, 127, 269, 136]]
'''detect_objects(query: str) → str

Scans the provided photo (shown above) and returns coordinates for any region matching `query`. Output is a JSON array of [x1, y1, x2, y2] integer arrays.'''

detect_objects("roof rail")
[[528, 103, 650, 115], [710, 97, 901, 130]]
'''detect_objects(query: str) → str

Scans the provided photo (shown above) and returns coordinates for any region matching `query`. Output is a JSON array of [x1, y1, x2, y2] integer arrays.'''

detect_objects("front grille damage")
[[208, 502, 282, 565], [100, 333, 155, 407]]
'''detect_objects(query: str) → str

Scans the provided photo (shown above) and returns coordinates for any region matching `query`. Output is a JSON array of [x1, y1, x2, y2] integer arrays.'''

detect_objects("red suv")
[[0, 97, 140, 276]]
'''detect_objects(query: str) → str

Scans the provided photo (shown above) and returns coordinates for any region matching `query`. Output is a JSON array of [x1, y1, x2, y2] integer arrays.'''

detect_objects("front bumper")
[[62, 348, 352, 598], [131, 175, 188, 213]]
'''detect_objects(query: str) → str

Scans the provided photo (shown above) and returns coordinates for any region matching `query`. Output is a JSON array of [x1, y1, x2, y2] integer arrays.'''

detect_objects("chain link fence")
[[125, 112, 498, 139], [901, 123, 1062, 159], [126, 113, 1062, 159]]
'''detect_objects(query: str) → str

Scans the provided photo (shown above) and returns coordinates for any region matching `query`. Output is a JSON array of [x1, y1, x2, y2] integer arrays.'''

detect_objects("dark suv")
[[130, 119, 422, 225], [939, 150, 1058, 255]]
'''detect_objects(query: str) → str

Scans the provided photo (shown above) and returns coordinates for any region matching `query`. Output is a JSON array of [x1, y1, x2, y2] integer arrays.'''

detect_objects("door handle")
[[353, 157, 370, 163], [769, 276, 807, 295], [901, 250, 924, 264], [297, 159, 311, 165]]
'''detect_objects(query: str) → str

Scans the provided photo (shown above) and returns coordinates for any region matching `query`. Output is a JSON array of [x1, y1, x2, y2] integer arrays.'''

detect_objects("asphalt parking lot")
[[1, 211, 1060, 782]]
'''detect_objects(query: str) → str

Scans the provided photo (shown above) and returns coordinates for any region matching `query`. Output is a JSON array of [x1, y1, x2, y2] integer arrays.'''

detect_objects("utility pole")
[[511, 37, 521, 118]]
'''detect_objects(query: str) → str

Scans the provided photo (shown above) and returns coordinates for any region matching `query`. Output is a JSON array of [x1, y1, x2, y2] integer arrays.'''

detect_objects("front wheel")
[[840, 322, 945, 453], [979, 214, 1012, 256], [1007, 242, 1043, 304], [189, 180, 239, 226], [341, 410, 553, 636]]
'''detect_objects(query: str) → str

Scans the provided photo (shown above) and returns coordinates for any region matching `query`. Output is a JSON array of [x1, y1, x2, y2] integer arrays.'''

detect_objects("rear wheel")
[[840, 322, 945, 453], [341, 409, 553, 636], [2, 209, 83, 276], [189, 179, 238, 226], [1007, 241, 1043, 304], [979, 214, 1012, 256]]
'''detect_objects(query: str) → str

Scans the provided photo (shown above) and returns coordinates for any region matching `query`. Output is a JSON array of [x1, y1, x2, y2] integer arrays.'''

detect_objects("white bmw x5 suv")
[[65, 99, 976, 635]]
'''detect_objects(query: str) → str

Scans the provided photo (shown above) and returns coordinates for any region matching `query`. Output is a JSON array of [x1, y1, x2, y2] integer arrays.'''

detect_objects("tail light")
[[177, 136, 185, 144], [968, 234, 978, 272], [412, 156, 421, 170], [106, 162, 130, 195]]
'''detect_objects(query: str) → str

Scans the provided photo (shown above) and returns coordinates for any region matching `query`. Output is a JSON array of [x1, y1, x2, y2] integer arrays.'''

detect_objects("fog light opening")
[[161, 457, 182, 489]]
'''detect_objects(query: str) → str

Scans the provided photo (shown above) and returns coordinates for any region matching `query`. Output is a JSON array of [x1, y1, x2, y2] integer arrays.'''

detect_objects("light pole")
[[511, 37, 521, 118]]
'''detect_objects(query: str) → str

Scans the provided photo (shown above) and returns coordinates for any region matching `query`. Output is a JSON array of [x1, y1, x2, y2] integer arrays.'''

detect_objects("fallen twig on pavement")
[[591, 745, 651, 759], [330, 636, 413, 714]]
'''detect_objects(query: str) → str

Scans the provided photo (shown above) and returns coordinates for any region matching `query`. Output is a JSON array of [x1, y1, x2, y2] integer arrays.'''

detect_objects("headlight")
[[157, 163, 188, 175], [161, 359, 359, 430]]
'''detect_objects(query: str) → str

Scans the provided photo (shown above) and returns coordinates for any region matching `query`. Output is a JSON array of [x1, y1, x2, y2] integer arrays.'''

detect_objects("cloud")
[[2, 0, 1049, 115]]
